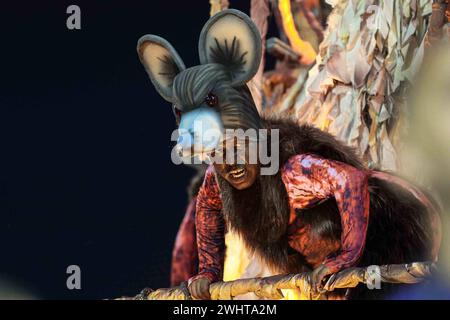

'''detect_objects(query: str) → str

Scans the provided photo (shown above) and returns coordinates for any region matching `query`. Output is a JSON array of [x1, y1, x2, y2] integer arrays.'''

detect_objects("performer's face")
[[214, 162, 259, 190], [212, 139, 259, 190]]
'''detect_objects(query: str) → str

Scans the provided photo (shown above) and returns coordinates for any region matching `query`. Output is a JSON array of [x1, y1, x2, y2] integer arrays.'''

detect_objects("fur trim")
[[262, 117, 365, 170], [217, 117, 437, 285]]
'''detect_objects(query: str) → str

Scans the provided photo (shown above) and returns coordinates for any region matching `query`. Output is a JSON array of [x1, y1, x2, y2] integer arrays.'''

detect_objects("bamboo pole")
[[117, 261, 435, 300]]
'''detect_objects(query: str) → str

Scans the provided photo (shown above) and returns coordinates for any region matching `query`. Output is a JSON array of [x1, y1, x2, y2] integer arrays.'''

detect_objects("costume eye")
[[205, 92, 218, 107], [173, 107, 182, 119]]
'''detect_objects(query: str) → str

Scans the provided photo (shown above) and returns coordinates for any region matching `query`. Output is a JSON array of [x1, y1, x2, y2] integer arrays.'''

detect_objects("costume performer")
[[137, 9, 441, 299], [170, 169, 202, 286]]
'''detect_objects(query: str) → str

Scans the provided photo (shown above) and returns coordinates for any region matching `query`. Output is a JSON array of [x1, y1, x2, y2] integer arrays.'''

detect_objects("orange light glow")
[[278, 0, 317, 65]]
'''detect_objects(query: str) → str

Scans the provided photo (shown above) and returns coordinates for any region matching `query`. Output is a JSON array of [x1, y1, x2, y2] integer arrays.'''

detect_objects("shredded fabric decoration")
[[274, 0, 433, 171]]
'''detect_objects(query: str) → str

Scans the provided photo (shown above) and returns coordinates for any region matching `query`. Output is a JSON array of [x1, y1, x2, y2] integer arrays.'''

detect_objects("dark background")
[[0, 0, 265, 299]]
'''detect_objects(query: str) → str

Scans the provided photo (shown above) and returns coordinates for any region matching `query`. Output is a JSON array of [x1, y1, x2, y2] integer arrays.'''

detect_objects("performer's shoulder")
[[202, 165, 219, 191], [282, 153, 322, 171]]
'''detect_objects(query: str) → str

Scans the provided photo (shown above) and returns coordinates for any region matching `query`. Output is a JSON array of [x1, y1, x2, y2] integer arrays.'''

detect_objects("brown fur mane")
[[217, 116, 366, 273], [263, 116, 364, 170]]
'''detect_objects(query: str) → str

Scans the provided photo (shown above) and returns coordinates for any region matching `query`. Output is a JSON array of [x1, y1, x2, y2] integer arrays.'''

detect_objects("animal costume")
[[137, 9, 441, 298], [169, 166, 208, 286], [170, 195, 198, 287]]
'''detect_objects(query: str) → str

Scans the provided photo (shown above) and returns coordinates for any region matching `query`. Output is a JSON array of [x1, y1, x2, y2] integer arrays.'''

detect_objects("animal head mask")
[[137, 9, 263, 161]]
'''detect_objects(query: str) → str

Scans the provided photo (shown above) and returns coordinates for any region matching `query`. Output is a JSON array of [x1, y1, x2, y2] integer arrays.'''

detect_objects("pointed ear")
[[137, 35, 186, 102], [198, 9, 262, 87]]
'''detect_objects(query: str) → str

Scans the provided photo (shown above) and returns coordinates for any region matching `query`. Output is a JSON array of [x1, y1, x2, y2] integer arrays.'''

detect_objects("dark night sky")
[[0, 1, 258, 299]]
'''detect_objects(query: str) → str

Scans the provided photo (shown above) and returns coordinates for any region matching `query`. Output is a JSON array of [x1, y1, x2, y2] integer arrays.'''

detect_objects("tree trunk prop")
[[117, 261, 435, 300]]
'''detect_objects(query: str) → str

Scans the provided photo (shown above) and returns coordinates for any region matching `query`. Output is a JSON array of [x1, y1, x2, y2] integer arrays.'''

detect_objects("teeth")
[[230, 168, 245, 178], [233, 172, 245, 178]]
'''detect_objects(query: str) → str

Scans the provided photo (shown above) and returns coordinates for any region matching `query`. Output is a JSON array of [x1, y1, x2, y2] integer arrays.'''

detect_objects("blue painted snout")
[[176, 107, 223, 160]]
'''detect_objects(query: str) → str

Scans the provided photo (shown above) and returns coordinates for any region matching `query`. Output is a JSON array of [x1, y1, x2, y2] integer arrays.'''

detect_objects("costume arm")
[[170, 197, 198, 286], [188, 166, 225, 284], [283, 154, 370, 273]]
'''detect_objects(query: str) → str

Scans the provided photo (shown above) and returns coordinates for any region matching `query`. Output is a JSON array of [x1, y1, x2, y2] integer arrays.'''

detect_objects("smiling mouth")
[[227, 166, 247, 181]]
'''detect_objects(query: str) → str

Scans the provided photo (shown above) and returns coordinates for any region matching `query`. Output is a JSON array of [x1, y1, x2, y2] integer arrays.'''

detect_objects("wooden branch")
[[116, 261, 435, 300], [266, 37, 301, 62]]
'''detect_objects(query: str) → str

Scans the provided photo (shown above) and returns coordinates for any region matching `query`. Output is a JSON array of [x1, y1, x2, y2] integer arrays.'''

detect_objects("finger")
[[199, 291, 210, 300], [310, 272, 318, 294], [199, 283, 211, 300], [317, 276, 327, 293], [190, 283, 201, 300], [318, 286, 328, 294], [322, 273, 335, 292], [191, 282, 207, 300], [189, 284, 198, 299], [310, 281, 316, 294], [316, 274, 324, 291], [196, 287, 207, 300]]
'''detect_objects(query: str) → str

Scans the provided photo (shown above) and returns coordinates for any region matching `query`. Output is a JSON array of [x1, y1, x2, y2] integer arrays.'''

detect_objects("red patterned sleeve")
[[170, 197, 198, 286], [282, 154, 370, 274], [188, 166, 225, 284]]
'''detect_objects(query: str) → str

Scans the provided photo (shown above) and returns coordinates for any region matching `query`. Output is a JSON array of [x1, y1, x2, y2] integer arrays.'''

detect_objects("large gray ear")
[[137, 35, 186, 102], [198, 9, 262, 87]]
